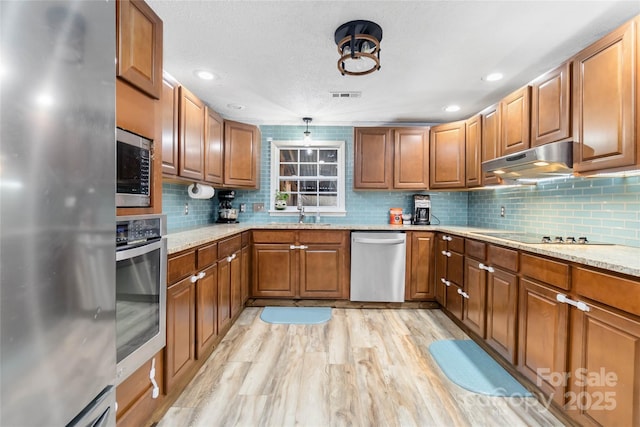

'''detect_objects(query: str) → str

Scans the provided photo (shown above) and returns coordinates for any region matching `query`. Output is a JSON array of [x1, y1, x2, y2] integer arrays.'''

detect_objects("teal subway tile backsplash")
[[467, 175, 640, 247], [161, 125, 640, 247]]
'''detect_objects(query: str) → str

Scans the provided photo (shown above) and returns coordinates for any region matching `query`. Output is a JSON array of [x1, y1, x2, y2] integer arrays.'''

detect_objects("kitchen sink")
[[268, 222, 332, 227]]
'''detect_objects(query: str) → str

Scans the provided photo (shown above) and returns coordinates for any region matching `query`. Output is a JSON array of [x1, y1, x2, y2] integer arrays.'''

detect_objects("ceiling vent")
[[330, 91, 362, 99]]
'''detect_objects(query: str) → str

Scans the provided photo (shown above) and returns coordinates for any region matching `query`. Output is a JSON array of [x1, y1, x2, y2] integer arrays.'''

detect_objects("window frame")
[[269, 140, 346, 216]]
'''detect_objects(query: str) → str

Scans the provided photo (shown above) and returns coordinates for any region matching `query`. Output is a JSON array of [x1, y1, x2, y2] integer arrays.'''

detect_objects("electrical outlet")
[[253, 203, 265, 212], [184, 203, 189, 215], [500, 206, 505, 217], [240, 203, 246, 213]]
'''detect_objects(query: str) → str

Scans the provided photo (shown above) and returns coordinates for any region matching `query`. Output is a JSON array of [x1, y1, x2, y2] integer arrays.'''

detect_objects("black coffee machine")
[[216, 190, 238, 223], [412, 194, 431, 225]]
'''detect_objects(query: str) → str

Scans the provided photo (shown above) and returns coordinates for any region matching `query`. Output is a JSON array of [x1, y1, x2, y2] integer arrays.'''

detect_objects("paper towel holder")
[[187, 182, 215, 199]]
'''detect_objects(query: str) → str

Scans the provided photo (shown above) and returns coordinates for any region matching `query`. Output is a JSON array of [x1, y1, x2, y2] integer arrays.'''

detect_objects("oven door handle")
[[116, 238, 166, 261]]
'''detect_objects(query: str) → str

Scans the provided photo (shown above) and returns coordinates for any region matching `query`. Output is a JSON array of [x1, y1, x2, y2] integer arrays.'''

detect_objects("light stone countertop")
[[167, 223, 640, 278]]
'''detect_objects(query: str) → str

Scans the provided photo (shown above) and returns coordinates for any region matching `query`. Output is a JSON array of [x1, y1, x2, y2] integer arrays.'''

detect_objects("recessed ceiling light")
[[227, 103, 245, 110], [483, 72, 504, 82], [444, 105, 460, 113], [194, 69, 215, 80]]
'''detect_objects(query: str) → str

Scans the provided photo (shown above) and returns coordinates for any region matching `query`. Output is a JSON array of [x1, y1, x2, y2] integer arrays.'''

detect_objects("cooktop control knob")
[[542, 236, 551, 243], [554, 236, 564, 243], [566, 236, 576, 243], [578, 237, 589, 244]]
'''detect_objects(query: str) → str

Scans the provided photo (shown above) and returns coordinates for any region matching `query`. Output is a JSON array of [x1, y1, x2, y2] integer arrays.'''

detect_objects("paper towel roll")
[[187, 183, 215, 199]]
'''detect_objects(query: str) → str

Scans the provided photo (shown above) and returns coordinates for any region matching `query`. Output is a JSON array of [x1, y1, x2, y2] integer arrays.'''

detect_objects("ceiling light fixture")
[[444, 105, 460, 113], [483, 72, 504, 82], [334, 20, 383, 76], [195, 69, 215, 80], [303, 117, 312, 142]]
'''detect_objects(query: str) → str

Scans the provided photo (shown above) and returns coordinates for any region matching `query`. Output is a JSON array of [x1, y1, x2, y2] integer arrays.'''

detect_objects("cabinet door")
[[299, 245, 345, 299], [446, 284, 464, 321], [447, 250, 464, 287], [195, 263, 217, 360], [481, 104, 501, 185], [407, 232, 435, 300], [463, 257, 486, 338], [217, 256, 232, 333], [204, 107, 223, 185], [429, 121, 465, 189], [465, 115, 482, 188], [241, 244, 250, 305], [116, 0, 163, 99], [165, 276, 195, 392], [567, 301, 640, 427], [224, 120, 260, 188], [501, 86, 531, 155], [573, 19, 636, 173], [178, 86, 205, 181], [486, 267, 518, 364], [518, 278, 569, 405], [230, 250, 243, 318], [161, 73, 179, 175], [252, 244, 296, 297], [435, 237, 448, 306], [531, 62, 571, 147], [394, 128, 429, 189], [353, 128, 393, 189], [115, 349, 164, 426]]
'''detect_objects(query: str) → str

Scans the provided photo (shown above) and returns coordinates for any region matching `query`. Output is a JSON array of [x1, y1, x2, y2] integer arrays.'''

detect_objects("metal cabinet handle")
[[190, 275, 198, 283], [478, 263, 494, 273], [441, 235, 452, 241], [556, 293, 590, 312], [441, 250, 451, 257], [227, 253, 236, 262], [440, 277, 451, 287], [198, 271, 206, 279], [457, 288, 469, 299], [290, 245, 308, 250], [486, 266, 495, 273]]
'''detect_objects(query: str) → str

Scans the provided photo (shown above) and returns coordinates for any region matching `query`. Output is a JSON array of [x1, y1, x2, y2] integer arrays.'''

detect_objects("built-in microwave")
[[116, 127, 151, 207]]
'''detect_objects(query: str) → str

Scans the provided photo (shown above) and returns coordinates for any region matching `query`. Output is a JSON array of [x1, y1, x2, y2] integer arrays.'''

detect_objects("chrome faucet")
[[297, 201, 305, 223]]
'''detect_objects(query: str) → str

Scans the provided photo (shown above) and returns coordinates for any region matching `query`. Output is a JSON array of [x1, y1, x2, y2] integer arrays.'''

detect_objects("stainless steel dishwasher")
[[350, 231, 406, 302]]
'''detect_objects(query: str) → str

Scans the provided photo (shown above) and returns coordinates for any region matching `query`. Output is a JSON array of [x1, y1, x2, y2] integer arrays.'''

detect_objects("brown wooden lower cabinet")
[[115, 349, 164, 427], [406, 232, 435, 300], [165, 274, 196, 392], [463, 256, 486, 337], [251, 230, 349, 299], [567, 300, 640, 427], [434, 237, 448, 306], [517, 277, 569, 406], [485, 266, 518, 364], [195, 262, 217, 360]]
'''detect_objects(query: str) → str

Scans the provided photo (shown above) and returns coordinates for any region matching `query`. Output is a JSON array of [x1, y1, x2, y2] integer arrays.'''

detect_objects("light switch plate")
[[253, 203, 265, 212]]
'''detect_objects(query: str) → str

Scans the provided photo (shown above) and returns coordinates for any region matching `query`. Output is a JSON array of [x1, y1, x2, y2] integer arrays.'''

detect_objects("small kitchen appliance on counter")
[[412, 194, 431, 225], [216, 190, 239, 223]]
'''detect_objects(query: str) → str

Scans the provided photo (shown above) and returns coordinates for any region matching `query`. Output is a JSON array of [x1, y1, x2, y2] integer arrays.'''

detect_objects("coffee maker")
[[216, 190, 238, 223], [412, 194, 431, 225]]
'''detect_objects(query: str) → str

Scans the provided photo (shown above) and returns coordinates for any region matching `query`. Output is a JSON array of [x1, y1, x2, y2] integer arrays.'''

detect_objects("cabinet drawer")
[[252, 230, 296, 244], [299, 230, 345, 244], [197, 243, 218, 268], [573, 267, 640, 316], [487, 245, 518, 272], [465, 239, 486, 260], [521, 253, 570, 290], [168, 250, 196, 284], [449, 235, 465, 253], [218, 234, 241, 258]]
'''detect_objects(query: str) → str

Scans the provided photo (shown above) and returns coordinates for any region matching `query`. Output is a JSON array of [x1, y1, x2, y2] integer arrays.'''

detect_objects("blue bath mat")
[[260, 307, 332, 324], [429, 340, 532, 397]]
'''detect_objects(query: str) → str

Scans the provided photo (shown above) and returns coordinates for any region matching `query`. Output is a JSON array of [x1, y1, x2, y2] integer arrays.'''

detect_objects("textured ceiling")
[[147, 0, 639, 126]]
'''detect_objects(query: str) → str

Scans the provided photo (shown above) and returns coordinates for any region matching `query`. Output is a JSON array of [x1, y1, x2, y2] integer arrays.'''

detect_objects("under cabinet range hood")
[[481, 141, 574, 181]]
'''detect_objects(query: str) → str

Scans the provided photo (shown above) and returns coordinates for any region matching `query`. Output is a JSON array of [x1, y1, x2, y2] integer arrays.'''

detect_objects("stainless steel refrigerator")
[[1, 1, 117, 425]]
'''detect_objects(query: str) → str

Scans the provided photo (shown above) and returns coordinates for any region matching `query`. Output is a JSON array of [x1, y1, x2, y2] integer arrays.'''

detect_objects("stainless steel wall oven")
[[115, 214, 167, 385]]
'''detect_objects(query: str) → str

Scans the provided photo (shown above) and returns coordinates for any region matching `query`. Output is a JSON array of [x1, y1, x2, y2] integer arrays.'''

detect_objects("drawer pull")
[[198, 271, 206, 279], [440, 277, 451, 287], [556, 293, 590, 312], [190, 275, 198, 283], [441, 250, 451, 257], [442, 235, 452, 241], [457, 288, 469, 299], [290, 245, 308, 250], [227, 253, 237, 262]]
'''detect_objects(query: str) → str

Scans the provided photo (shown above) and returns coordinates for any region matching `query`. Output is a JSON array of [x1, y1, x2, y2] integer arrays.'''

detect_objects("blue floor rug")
[[429, 339, 533, 397], [260, 306, 332, 324]]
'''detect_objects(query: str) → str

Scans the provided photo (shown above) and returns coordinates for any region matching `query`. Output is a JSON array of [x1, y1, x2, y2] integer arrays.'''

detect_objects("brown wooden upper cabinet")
[[531, 62, 572, 147], [161, 72, 179, 175], [116, 0, 163, 99], [500, 85, 531, 155], [429, 121, 466, 189], [481, 104, 501, 186], [178, 86, 206, 181], [353, 128, 393, 189], [223, 120, 261, 189], [204, 107, 224, 185], [353, 127, 429, 190], [572, 17, 638, 174], [465, 115, 482, 188]]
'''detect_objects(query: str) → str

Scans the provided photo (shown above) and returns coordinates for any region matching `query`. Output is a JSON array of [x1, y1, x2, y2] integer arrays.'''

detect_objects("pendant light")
[[303, 117, 312, 142]]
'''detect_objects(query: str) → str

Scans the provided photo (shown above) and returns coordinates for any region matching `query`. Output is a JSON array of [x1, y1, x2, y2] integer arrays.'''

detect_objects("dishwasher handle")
[[353, 237, 405, 245]]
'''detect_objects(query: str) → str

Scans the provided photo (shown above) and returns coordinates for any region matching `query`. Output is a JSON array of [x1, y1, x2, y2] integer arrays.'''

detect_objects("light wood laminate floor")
[[158, 308, 563, 427]]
